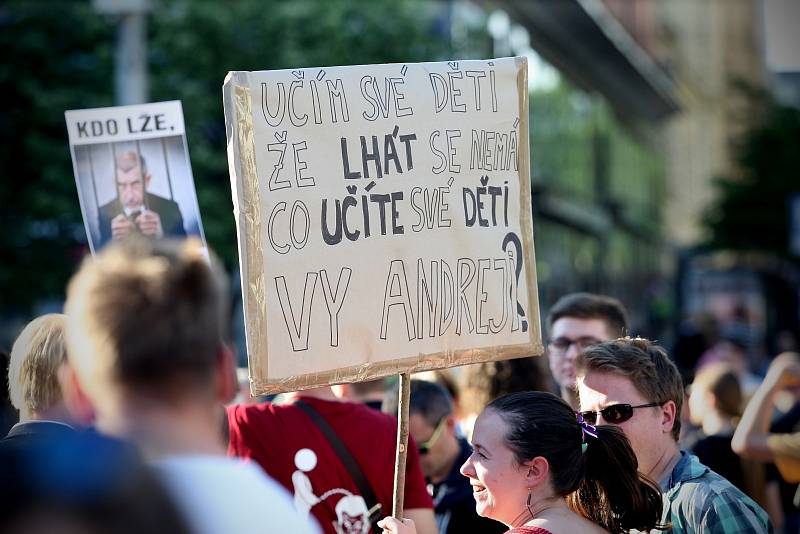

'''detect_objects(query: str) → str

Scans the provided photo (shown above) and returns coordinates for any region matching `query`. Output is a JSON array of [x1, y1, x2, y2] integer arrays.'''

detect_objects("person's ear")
[[215, 343, 237, 404], [706, 391, 718, 411], [58, 362, 95, 426], [524, 456, 550, 487], [661, 399, 678, 434], [445, 414, 457, 435], [143, 172, 152, 188]]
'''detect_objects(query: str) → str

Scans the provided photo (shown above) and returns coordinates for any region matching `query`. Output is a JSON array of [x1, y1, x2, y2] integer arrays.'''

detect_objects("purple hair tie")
[[576, 413, 598, 440]]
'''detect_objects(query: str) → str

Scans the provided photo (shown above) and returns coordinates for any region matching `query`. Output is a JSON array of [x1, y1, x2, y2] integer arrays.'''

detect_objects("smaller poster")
[[65, 101, 206, 254]]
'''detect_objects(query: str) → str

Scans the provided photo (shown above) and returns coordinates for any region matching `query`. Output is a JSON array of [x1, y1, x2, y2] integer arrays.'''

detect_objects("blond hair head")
[[65, 238, 227, 402], [8, 314, 68, 418]]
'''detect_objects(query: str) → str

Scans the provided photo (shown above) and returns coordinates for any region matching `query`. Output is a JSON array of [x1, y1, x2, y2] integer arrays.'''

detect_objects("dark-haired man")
[[386, 380, 506, 534], [546, 293, 628, 408], [576, 337, 771, 533]]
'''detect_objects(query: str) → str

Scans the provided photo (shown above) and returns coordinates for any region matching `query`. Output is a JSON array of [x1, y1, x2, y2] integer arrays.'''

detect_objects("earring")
[[526, 487, 534, 519]]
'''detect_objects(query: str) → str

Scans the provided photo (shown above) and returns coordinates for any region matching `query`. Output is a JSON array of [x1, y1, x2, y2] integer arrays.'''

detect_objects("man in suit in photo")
[[97, 150, 185, 248]]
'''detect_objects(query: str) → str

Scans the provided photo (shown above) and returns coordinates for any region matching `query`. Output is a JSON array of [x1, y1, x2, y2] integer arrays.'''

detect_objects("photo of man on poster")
[[66, 101, 207, 255], [97, 150, 186, 247]]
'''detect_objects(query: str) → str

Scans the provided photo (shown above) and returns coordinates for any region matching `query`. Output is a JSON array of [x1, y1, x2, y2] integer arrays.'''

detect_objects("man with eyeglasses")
[[546, 293, 629, 409], [387, 380, 505, 534], [576, 337, 771, 533]]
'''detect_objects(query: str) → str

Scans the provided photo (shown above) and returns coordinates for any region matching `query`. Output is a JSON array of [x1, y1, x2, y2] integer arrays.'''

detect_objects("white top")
[[153, 455, 320, 534]]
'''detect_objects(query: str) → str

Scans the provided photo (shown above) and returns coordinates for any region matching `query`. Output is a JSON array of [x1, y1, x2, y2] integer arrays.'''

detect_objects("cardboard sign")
[[65, 101, 206, 254], [224, 57, 541, 394]]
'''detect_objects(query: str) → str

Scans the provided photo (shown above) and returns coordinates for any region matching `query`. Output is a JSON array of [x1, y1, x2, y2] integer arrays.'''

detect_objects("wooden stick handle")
[[392, 372, 411, 519]]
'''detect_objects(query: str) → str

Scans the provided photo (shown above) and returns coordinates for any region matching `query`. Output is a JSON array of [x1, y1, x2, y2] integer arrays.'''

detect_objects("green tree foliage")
[[704, 100, 800, 255], [0, 0, 451, 314], [0, 2, 114, 312]]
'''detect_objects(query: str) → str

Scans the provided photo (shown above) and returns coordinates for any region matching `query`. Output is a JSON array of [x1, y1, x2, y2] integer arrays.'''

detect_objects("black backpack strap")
[[293, 400, 382, 529]]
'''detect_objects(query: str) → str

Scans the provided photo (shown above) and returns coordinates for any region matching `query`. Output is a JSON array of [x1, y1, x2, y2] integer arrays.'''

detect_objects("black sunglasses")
[[578, 402, 663, 425], [418, 417, 447, 455]]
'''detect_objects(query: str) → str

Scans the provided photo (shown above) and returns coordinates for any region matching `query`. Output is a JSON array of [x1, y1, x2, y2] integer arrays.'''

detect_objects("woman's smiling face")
[[459, 409, 528, 526]]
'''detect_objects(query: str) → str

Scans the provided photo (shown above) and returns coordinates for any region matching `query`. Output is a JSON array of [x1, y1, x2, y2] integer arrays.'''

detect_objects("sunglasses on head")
[[578, 402, 664, 425], [418, 416, 447, 455]]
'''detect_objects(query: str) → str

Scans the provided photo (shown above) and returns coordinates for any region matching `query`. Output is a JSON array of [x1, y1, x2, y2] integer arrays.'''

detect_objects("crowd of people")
[[2, 238, 798, 534]]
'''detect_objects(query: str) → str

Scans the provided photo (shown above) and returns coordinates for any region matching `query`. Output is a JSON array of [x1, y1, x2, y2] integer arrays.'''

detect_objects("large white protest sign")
[[224, 57, 541, 394], [65, 101, 206, 254]]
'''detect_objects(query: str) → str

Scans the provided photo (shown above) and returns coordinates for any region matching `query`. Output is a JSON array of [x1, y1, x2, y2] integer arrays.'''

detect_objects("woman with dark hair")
[[379, 391, 666, 534]]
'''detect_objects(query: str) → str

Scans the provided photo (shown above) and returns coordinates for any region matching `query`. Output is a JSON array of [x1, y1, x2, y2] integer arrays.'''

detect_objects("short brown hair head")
[[547, 293, 629, 338], [8, 314, 68, 417], [65, 238, 228, 400], [575, 337, 684, 440]]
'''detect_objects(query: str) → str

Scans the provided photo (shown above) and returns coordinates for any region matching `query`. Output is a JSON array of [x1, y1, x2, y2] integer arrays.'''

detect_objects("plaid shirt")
[[659, 451, 773, 534]]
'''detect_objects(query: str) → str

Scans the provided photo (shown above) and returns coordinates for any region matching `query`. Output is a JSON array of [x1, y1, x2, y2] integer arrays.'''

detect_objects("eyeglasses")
[[547, 336, 602, 353], [418, 417, 447, 455], [578, 402, 664, 425]]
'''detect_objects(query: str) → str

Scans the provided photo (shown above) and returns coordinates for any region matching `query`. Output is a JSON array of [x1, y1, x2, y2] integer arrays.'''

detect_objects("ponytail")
[[488, 392, 669, 533], [567, 425, 667, 533]]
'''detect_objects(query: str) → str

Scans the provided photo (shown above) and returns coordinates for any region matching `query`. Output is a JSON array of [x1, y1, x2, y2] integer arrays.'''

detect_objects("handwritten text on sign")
[[227, 57, 538, 387]]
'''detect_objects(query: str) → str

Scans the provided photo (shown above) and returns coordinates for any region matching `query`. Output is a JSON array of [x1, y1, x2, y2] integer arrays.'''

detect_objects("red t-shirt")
[[227, 396, 432, 534]]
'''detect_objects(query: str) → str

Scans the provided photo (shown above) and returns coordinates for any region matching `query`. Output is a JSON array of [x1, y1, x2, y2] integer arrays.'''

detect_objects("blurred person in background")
[[3, 314, 75, 450], [695, 333, 761, 399], [384, 379, 506, 534], [379, 391, 666, 534], [758, 353, 800, 534], [546, 293, 629, 409], [0, 351, 15, 437], [689, 363, 783, 528], [228, 380, 436, 534], [62, 238, 316, 534], [408, 369, 461, 419], [673, 312, 719, 384], [734, 353, 800, 525], [459, 356, 551, 438], [689, 363, 749, 492], [345, 378, 387, 411], [0, 429, 190, 534], [577, 337, 772, 533]]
